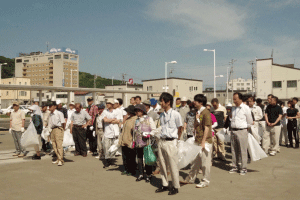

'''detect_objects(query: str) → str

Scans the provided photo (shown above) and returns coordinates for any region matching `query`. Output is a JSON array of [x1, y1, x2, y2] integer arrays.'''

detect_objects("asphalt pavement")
[[0, 130, 300, 200]]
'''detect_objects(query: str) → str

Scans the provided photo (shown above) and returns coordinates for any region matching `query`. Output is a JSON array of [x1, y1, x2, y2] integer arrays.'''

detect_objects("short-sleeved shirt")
[[71, 110, 91, 126], [195, 108, 212, 144], [10, 110, 25, 131], [178, 105, 190, 123], [287, 108, 299, 123], [160, 108, 183, 139], [265, 105, 283, 126], [48, 110, 65, 129], [102, 109, 122, 138], [185, 110, 196, 136]]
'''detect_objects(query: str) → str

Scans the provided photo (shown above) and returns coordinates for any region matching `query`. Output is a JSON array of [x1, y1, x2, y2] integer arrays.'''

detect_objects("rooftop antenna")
[[46, 42, 49, 52], [271, 49, 273, 58], [122, 73, 127, 84]]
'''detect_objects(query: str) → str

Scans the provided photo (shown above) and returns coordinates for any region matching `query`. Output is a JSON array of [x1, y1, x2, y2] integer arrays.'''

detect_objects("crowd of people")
[[8, 92, 300, 195]]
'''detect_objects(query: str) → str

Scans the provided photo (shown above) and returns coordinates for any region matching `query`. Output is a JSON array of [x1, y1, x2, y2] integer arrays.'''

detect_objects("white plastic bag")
[[62, 129, 75, 147], [178, 140, 201, 169], [21, 122, 39, 147], [250, 125, 261, 144], [216, 128, 231, 143], [108, 139, 120, 157], [248, 133, 268, 161], [186, 137, 195, 145], [41, 128, 50, 141]]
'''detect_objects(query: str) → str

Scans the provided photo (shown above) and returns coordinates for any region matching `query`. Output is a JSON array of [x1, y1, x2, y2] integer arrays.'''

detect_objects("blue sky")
[[1, 0, 300, 89]]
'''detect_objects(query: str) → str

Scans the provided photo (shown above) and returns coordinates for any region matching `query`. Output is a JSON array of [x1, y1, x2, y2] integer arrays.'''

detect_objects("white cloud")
[[145, 0, 248, 46]]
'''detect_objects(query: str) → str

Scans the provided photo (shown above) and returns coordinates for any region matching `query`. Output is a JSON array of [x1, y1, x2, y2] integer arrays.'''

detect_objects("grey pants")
[[158, 139, 180, 189], [279, 123, 288, 145], [96, 129, 104, 155], [103, 136, 115, 159], [263, 126, 281, 154], [11, 130, 26, 153], [231, 129, 248, 170]]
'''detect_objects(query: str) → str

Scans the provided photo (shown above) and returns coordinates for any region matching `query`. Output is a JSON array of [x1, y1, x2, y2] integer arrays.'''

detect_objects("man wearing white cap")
[[66, 101, 76, 130], [102, 98, 122, 168]]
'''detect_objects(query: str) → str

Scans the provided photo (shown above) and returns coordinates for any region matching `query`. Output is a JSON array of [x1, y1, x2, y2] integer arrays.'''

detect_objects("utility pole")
[[229, 59, 237, 101], [249, 60, 256, 96]]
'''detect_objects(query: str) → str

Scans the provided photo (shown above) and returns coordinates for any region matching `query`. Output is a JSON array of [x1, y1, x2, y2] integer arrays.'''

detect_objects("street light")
[[0, 63, 7, 109], [70, 69, 78, 88], [203, 49, 217, 97], [165, 61, 177, 92]]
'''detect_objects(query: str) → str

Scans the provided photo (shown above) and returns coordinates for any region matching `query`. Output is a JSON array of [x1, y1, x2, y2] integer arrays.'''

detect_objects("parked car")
[[2, 105, 31, 115]]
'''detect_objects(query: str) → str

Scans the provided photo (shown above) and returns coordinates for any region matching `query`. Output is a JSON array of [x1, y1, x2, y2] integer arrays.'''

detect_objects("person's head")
[[117, 98, 123, 106], [41, 105, 48, 112], [97, 104, 105, 114], [48, 101, 57, 113], [12, 102, 19, 111], [135, 96, 141, 105], [33, 101, 39, 105], [264, 102, 268, 106], [124, 105, 136, 117], [233, 93, 243, 106], [267, 94, 273, 104], [256, 98, 262, 105], [279, 101, 284, 107], [159, 92, 173, 110], [194, 94, 207, 109], [181, 97, 188, 106], [113, 99, 119, 109], [206, 102, 212, 111], [130, 97, 136, 105], [247, 96, 255, 107], [106, 99, 114, 110], [150, 98, 158, 108], [75, 103, 82, 113], [135, 104, 147, 117], [188, 100, 195, 110], [143, 100, 151, 111], [271, 96, 278, 105], [288, 100, 295, 108], [87, 97, 94, 106], [242, 95, 250, 103], [211, 98, 219, 109], [176, 98, 181, 106], [69, 103, 75, 110], [292, 97, 298, 105]]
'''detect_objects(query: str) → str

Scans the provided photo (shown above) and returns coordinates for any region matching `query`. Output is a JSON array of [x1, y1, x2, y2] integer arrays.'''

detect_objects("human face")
[[267, 96, 272, 104], [75, 105, 81, 113], [57, 104, 62, 109], [69, 105, 75, 110], [288, 103, 292, 108], [130, 98, 135, 105], [113, 103, 119, 109], [106, 103, 113, 109], [42, 106, 47, 112], [181, 101, 187, 106], [99, 108, 104, 114], [194, 101, 202, 109], [13, 105, 19, 111], [271, 98, 277, 105], [160, 99, 170, 110], [88, 100, 93, 106], [176, 99, 181, 106], [34, 102, 39, 105], [206, 105, 211, 110], [293, 99, 297, 105], [233, 94, 242, 106], [247, 98, 255, 107], [135, 109, 144, 117], [49, 105, 56, 112], [212, 101, 218, 109], [135, 98, 141, 105]]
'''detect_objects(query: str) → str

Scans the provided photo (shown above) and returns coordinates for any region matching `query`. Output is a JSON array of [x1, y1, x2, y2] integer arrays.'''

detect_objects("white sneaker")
[[196, 181, 209, 188], [58, 161, 63, 166], [269, 152, 276, 156], [52, 160, 58, 164], [95, 156, 100, 159]]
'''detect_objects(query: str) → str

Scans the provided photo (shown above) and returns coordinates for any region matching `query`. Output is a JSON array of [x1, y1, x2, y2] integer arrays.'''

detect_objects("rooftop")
[[257, 58, 298, 70]]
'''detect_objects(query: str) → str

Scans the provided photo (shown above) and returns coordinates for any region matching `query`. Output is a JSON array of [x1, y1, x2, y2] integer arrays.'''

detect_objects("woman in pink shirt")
[[206, 103, 218, 136]]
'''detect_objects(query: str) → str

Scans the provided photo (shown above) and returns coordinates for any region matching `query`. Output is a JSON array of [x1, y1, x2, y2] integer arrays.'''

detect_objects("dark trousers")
[[287, 121, 299, 147], [41, 138, 52, 151], [122, 146, 136, 174], [73, 126, 87, 155], [86, 126, 97, 153], [136, 147, 152, 177]]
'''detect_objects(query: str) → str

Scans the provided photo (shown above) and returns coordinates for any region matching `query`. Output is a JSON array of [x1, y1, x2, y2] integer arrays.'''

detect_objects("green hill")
[[0, 56, 15, 78]]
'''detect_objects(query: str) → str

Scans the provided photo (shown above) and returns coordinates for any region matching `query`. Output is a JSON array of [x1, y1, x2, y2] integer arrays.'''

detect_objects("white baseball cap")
[[56, 100, 62, 105], [181, 96, 188, 101]]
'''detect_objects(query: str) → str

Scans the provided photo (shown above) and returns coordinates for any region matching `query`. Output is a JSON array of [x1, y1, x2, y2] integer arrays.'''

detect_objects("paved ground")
[[0, 130, 300, 200]]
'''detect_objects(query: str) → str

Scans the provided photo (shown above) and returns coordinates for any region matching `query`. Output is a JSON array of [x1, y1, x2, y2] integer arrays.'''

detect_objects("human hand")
[[90, 126, 94, 131], [21, 127, 25, 133], [9, 128, 12, 134], [201, 141, 205, 150]]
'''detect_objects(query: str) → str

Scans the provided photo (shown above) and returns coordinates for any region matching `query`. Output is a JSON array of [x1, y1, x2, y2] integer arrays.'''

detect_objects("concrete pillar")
[[67, 91, 71, 108], [39, 90, 42, 106], [51, 91, 56, 101], [93, 92, 96, 104], [122, 92, 126, 107]]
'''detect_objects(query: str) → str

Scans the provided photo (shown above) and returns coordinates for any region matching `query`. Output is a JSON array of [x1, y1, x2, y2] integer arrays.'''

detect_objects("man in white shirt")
[[66, 101, 76, 130], [150, 98, 161, 113], [279, 101, 288, 146], [155, 92, 183, 195], [48, 101, 66, 166], [113, 99, 126, 156], [247, 96, 263, 143], [229, 93, 253, 175], [102, 98, 122, 168]]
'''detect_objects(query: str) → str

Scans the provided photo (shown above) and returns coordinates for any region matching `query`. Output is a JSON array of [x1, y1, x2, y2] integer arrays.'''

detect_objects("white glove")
[[21, 127, 25, 133], [93, 131, 95, 137], [142, 132, 150, 137], [9, 128, 12, 134], [90, 126, 94, 131]]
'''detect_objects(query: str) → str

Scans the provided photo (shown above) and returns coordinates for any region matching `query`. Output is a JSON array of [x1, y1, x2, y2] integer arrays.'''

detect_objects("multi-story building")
[[15, 48, 79, 87], [227, 78, 256, 92], [142, 77, 203, 101], [0, 78, 31, 108], [257, 58, 300, 101]]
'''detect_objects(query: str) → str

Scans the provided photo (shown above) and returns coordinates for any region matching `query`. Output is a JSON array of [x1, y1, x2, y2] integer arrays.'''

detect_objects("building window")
[[64, 54, 69, 59], [9, 82, 11, 85], [16, 59, 22, 63], [237, 87, 240, 90], [6, 91, 9, 96], [24, 60, 29, 62], [223, 94, 226, 97], [36, 93, 44, 97], [55, 55, 61, 59], [56, 94, 67, 98], [241, 83, 244, 86], [247, 87, 250, 90], [19, 82, 21, 85], [147, 86, 152, 91], [247, 83, 250, 85], [25, 82, 27, 85], [241, 87, 244, 90], [194, 87, 198, 91], [287, 80, 297, 88], [217, 94, 220, 97], [48, 57, 53, 60], [19, 91, 27, 96], [237, 83, 240, 86], [189, 86, 193, 92], [273, 81, 282, 88]]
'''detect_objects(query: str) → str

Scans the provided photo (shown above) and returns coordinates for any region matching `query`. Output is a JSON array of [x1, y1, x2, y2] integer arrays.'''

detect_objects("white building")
[[227, 78, 256, 92], [257, 58, 300, 101], [142, 77, 203, 101]]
